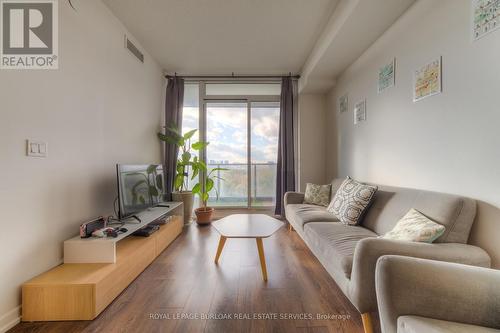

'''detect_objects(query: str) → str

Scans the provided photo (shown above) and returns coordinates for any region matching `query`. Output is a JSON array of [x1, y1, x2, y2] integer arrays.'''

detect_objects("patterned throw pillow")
[[303, 183, 331, 206], [382, 208, 445, 243], [327, 177, 377, 225]]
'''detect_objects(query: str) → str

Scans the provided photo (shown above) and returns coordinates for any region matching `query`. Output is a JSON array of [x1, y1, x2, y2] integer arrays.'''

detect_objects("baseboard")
[[0, 306, 21, 333]]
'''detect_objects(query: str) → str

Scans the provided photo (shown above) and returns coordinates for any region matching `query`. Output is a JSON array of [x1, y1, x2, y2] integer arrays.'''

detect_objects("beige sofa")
[[376, 255, 500, 333], [284, 178, 491, 333]]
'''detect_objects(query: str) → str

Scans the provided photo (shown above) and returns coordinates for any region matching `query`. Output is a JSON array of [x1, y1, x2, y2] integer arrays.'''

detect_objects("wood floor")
[[10, 213, 377, 333]]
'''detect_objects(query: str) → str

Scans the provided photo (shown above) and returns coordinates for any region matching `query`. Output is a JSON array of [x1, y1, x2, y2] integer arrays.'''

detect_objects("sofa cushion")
[[304, 183, 331, 206], [397, 315, 500, 333], [285, 204, 339, 229], [327, 177, 378, 226], [382, 208, 446, 243], [358, 183, 476, 244], [304, 222, 377, 279]]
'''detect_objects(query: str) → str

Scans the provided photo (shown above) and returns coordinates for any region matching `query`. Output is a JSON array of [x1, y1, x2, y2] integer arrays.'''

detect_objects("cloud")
[[183, 105, 279, 164], [252, 143, 278, 163], [181, 107, 199, 133], [207, 106, 246, 129], [208, 141, 247, 163], [252, 108, 280, 142]]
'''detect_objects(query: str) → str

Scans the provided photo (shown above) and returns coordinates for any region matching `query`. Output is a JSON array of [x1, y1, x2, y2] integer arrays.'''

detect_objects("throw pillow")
[[382, 208, 445, 243], [303, 183, 331, 206], [327, 177, 377, 225]]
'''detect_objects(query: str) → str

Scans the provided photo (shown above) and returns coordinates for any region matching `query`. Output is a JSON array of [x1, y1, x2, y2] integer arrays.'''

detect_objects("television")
[[116, 164, 165, 219]]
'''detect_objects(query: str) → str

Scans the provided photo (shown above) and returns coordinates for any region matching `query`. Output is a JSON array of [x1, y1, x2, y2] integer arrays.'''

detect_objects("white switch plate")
[[27, 140, 48, 157]]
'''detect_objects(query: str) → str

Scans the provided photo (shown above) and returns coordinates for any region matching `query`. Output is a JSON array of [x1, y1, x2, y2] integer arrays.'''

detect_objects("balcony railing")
[[186, 163, 277, 207]]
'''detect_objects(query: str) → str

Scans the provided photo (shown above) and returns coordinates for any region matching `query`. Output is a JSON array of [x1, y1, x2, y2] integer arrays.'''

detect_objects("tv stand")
[[22, 202, 183, 321], [63, 202, 181, 263]]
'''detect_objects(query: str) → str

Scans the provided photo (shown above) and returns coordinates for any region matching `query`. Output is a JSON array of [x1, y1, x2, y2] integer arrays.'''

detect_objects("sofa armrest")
[[349, 237, 491, 313], [284, 191, 304, 206], [376, 255, 500, 333]]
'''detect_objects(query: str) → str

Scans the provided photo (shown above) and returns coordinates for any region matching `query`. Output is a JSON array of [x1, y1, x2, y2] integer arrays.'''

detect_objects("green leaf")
[[183, 129, 197, 140], [174, 174, 184, 190], [139, 196, 146, 205], [166, 123, 180, 135], [157, 132, 167, 141], [202, 192, 209, 202], [181, 151, 191, 163], [198, 161, 207, 171], [206, 178, 214, 192], [191, 167, 199, 180], [192, 141, 209, 150], [192, 183, 201, 194], [157, 132, 179, 145]]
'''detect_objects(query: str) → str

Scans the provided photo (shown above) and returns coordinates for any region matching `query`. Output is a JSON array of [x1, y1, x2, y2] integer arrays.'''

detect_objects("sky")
[[182, 104, 279, 164]]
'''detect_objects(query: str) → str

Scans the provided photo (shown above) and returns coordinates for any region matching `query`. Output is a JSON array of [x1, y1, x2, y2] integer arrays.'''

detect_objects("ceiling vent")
[[124, 36, 144, 63]]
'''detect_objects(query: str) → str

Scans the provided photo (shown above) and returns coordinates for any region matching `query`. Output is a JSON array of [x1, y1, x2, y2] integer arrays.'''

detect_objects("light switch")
[[27, 140, 48, 157], [38, 143, 46, 155]]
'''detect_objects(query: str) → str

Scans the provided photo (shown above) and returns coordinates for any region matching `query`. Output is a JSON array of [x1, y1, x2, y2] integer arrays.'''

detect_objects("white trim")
[[0, 306, 21, 333]]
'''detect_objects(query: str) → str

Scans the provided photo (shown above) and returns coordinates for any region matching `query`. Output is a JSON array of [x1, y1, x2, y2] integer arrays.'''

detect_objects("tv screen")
[[116, 164, 165, 219]]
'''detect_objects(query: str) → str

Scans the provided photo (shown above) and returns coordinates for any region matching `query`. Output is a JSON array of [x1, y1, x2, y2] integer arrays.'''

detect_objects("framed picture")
[[378, 58, 395, 93], [354, 100, 366, 124], [413, 57, 442, 102], [338, 94, 348, 113], [472, 0, 500, 41]]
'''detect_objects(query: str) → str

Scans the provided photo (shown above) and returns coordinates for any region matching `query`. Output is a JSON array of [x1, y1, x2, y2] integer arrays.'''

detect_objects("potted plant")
[[158, 125, 208, 225], [192, 166, 227, 225]]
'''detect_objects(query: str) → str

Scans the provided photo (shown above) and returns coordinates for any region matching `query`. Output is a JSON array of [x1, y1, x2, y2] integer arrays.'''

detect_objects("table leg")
[[214, 236, 227, 264], [256, 238, 268, 281]]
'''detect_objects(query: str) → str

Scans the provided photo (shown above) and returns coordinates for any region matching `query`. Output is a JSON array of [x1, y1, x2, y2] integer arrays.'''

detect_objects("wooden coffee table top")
[[212, 214, 284, 238]]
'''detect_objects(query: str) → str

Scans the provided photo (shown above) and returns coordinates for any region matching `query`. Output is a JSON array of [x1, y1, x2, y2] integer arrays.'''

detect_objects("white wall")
[[298, 94, 327, 191], [0, 1, 164, 330], [327, 0, 500, 267]]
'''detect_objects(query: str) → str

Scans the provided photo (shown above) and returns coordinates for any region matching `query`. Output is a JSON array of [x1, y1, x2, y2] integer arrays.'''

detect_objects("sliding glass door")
[[250, 102, 280, 207], [205, 101, 248, 207], [182, 82, 280, 209]]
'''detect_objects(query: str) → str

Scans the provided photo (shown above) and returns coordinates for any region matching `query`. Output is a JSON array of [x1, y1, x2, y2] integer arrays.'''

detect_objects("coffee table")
[[212, 214, 284, 281]]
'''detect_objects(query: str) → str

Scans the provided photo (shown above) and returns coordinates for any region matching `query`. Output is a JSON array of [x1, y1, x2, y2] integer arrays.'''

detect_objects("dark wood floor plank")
[[10, 212, 373, 333]]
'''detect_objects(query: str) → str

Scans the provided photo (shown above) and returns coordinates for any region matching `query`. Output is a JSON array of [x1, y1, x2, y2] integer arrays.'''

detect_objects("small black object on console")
[[132, 225, 160, 237]]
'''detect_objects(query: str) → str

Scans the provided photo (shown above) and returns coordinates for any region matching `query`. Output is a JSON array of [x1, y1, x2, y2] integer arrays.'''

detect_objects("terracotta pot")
[[172, 191, 194, 225], [194, 207, 214, 225]]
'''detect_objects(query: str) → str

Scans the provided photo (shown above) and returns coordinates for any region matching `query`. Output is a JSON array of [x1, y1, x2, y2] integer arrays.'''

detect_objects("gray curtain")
[[275, 77, 297, 216], [164, 77, 184, 200]]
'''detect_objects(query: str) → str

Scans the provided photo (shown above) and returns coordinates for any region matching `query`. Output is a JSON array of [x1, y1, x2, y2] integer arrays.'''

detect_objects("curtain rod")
[[164, 73, 300, 79]]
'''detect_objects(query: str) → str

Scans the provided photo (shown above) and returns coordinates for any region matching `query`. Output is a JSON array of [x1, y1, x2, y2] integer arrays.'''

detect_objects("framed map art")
[[472, 0, 500, 40], [378, 58, 395, 93], [413, 57, 442, 102], [338, 94, 348, 113]]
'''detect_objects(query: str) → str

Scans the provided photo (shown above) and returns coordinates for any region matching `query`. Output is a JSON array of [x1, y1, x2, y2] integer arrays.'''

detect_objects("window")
[[181, 83, 199, 193], [181, 82, 280, 208], [205, 83, 281, 96]]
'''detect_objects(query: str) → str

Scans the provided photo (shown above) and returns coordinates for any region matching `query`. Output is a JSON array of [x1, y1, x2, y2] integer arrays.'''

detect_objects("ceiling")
[[103, 0, 415, 93], [103, 0, 338, 75]]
